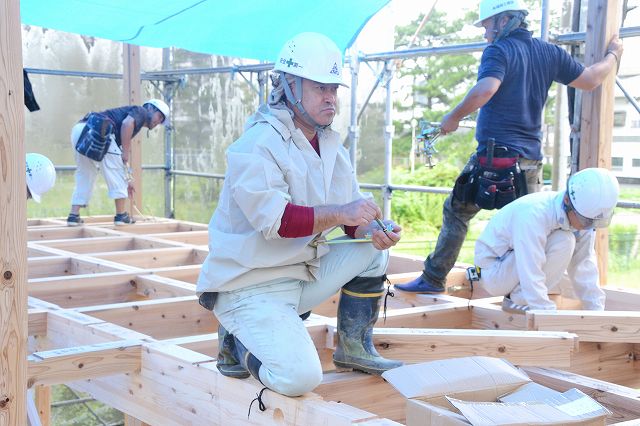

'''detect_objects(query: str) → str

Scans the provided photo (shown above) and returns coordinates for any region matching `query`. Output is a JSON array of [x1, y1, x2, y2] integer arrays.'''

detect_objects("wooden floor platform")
[[25, 217, 640, 425]]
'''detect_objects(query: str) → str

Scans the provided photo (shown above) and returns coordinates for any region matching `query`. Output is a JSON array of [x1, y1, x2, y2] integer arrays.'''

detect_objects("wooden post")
[[578, 0, 621, 286], [123, 43, 142, 214], [0, 0, 27, 424], [34, 386, 50, 426]]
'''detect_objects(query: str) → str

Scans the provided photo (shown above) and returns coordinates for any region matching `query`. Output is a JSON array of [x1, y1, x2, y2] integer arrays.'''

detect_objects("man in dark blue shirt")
[[67, 100, 170, 226], [397, 0, 623, 293]]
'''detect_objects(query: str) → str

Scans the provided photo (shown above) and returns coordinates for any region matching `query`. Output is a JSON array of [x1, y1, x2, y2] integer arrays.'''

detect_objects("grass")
[[29, 171, 640, 291]]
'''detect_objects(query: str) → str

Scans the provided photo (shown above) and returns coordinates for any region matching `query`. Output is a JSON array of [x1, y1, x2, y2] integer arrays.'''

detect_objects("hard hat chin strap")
[[282, 75, 330, 131], [492, 11, 527, 43]]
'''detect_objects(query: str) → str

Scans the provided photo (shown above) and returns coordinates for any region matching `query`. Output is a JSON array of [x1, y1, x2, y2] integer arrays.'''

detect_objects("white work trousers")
[[476, 230, 575, 308], [70, 122, 128, 206], [213, 239, 389, 397]]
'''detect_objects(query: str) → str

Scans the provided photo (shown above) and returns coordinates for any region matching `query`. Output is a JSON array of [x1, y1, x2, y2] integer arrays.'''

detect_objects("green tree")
[[394, 9, 479, 123], [382, 8, 481, 234]]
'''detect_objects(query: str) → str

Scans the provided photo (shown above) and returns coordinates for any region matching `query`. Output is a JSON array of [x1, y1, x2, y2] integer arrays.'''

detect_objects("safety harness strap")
[[493, 11, 527, 43], [282, 75, 330, 131]]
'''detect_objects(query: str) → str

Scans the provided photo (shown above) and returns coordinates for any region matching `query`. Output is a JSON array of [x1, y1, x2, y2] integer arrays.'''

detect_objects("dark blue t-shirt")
[[100, 106, 148, 147], [475, 29, 584, 160]]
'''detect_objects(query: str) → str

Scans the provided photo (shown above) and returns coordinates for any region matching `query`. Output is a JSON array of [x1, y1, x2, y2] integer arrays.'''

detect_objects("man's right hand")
[[440, 111, 459, 135], [607, 35, 623, 59], [339, 198, 382, 227]]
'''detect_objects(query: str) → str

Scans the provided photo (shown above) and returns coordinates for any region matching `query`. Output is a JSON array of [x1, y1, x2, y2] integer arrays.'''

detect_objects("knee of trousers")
[[265, 357, 323, 397], [340, 243, 389, 278], [360, 247, 388, 278]]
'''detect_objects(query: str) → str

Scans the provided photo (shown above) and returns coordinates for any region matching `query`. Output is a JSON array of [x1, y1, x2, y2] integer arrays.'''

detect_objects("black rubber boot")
[[232, 334, 263, 383], [333, 276, 403, 375], [216, 324, 250, 379]]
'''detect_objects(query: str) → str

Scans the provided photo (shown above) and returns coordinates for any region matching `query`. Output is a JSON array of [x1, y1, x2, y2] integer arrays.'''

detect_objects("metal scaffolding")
[[25, 23, 640, 218]]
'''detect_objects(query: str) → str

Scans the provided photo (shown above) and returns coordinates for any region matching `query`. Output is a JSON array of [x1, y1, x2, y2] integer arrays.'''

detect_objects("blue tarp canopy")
[[21, 0, 390, 61]]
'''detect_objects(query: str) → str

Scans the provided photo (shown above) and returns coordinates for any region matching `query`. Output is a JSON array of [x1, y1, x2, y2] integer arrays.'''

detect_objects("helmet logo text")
[[282, 57, 301, 69]]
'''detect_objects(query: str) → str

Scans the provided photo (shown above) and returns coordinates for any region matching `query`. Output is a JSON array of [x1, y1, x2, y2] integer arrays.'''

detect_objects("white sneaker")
[[501, 296, 529, 315]]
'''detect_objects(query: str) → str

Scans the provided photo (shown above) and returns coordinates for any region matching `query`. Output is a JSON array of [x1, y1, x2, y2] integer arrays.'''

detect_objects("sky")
[[354, 0, 478, 54]]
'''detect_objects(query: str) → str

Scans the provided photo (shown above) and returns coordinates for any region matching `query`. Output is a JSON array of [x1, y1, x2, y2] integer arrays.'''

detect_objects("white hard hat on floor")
[[567, 168, 620, 228], [274, 32, 348, 87], [26, 153, 56, 203], [474, 0, 528, 27], [144, 99, 170, 125]]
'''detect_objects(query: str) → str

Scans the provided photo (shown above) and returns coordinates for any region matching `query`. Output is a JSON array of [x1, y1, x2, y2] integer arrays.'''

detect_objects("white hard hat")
[[26, 153, 56, 203], [474, 0, 528, 27], [567, 168, 619, 228], [274, 32, 348, 87], [143, 99, 170, 125]]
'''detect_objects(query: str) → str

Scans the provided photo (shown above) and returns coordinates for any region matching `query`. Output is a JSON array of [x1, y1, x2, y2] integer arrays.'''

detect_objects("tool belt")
[[453, 141, 528, 210], [75, 112, 115, 162], [198, 292, 218, 311]]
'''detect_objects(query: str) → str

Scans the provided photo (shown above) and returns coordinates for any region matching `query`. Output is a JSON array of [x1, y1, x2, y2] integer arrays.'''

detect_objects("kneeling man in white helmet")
[[196, 32, 402, 397], [470, 168, 619, 313]]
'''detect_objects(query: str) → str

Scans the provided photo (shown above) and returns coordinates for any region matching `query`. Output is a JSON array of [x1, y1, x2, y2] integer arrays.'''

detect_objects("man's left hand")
[[366, 219, 402, 250]]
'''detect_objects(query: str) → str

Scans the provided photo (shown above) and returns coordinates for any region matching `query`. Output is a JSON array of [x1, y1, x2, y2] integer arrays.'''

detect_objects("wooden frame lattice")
[[23, 217, 640, 425]]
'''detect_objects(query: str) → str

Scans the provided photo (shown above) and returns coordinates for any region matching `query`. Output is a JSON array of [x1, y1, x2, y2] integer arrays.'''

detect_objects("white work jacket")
[[197, 105, 363, 293], [475, 191, 605, 310]]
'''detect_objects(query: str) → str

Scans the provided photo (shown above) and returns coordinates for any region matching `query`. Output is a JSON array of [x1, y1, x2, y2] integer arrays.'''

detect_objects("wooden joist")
[[364, 328, 578, 367], [28, 340, 143, 387], [529, 310, 640, 342], [19, 218, 640, 425]]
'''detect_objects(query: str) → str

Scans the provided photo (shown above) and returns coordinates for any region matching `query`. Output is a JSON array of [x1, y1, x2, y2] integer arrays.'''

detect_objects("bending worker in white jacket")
[[472, 168, 619, 312], [196, 32, 402, 397]]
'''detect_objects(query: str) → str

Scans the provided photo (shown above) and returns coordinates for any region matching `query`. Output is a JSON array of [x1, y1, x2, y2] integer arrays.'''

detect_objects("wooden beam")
[[0, 0, 27, 423], [123, 43, 142, 210], [27, 256, 129, 279], [316, 372, 407, 424], [579, 0, 621, 286], [134, 275, 196, 299], [28, 340, 142, 387], [39, 309, 149, 352], [67, 342, 397, 426], [74, 296, 215, 339], [28, 310, 48, 337], [92, 247, 207, 269], [567, 341, 636, 384], [530, 310, 640, 342], [380, 304, 473, 329], [41, 236, 175, 254], [144, 230, 209, 246], [27, 226, 119, 241], [470, 299, 529, 330], [347, 328, 578, 368]]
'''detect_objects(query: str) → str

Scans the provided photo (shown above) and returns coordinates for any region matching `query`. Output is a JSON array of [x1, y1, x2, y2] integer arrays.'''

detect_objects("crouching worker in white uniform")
[[470, 168, 619, 313], [196, 32, 403, 397]]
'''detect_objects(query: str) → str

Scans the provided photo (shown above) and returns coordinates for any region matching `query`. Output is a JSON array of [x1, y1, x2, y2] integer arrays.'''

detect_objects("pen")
[[375, 217, 390, 236]]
